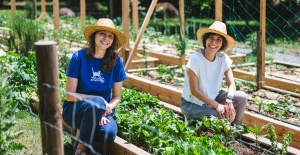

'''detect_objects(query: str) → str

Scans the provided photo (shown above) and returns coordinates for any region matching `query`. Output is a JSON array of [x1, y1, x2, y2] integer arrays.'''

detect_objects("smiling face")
[[205, 34, 223, 53], [202, 33, 227, 53], [95, 30, 115, 51]]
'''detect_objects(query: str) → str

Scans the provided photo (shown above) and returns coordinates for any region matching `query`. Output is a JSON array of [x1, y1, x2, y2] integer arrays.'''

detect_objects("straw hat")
[[83, 18, 127, 49], [197, 21, 236, 51]]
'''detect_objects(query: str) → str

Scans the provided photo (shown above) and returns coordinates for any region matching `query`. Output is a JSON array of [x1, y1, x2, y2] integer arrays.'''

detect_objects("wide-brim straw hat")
[[83, 18, 127, 50], [196, 21, 236, 51]]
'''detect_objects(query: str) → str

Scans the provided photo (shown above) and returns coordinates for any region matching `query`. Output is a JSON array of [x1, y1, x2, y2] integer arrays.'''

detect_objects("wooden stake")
[[53, 0, 59, 29], [132, 0, 139, 30], [80, 0, 86, 25], [124, 0, 158, 71], [37, 0, 50, 21], [215, 0, 222, 21], [120, 0, 130, 62], [259, 0, 266, 88], [179, 0, 186, 65], [35, 41, 64, 155], [10, 0, 16, 15], [257, 31, 262, 90]]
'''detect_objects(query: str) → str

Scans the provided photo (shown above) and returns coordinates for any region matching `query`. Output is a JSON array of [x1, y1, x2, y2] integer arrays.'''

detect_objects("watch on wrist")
[[226, 95, 233, 100]]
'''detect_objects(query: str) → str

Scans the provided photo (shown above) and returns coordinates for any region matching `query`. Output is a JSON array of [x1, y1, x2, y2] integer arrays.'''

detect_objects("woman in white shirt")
[[181, 21, 247, 125]]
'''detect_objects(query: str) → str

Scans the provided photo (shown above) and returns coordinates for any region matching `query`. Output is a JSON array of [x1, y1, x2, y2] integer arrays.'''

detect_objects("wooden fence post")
[[80, 0, 86, 25], [259, 0, 266, 89], [53, 0, 59, 29], [132, 0, 139, 30], [215, 0, 222, 21], [10, 0, 16, 15], [256, 31, 262, 90], [35, 41, 64, 155], [179, 0, 186, 65]]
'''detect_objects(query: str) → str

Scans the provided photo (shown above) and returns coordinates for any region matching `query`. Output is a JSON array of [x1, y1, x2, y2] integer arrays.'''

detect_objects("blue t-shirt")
[[66, 49, 127, 102]]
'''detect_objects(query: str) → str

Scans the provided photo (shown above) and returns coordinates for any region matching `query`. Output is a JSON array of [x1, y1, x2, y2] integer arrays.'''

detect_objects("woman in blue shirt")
[[62, 18, 127, 155]]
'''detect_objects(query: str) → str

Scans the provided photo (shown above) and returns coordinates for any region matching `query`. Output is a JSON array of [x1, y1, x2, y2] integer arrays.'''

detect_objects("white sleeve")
[[186, 53, 200, 77]]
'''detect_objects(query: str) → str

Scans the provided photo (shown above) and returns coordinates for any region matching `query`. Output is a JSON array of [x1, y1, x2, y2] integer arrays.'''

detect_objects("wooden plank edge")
[[242, 133, 300, 155], [233, 69, 300, 94], [106, 136, 151, 155], [243, 111, 300, 149], [263, 85, 300, 98]]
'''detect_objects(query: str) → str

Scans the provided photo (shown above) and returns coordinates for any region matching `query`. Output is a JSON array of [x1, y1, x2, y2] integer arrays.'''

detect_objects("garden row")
[[121, 49, 300, 153]]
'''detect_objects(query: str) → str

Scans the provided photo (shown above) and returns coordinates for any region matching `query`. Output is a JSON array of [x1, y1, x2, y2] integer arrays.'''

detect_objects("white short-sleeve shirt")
[[182, 50, 232, 106]]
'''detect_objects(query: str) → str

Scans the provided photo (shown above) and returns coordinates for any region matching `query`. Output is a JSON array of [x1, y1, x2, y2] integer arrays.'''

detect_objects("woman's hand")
[[224, 100, 236, 122], [99, 116, 110, 126], [105, 103, 113, 115], [100, 96, 112, 115], [216, 104, 226, 119]]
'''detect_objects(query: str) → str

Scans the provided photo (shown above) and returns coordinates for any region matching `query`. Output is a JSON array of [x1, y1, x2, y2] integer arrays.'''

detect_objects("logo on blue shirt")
[[91, 67, 105, 83]]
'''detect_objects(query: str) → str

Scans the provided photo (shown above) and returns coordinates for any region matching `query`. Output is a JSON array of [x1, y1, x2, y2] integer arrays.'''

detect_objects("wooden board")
[[93, 136, 151, 155], [232, 61, 300, 95]]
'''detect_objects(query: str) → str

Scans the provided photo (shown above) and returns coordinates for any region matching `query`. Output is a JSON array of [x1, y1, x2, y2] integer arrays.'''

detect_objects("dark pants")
[[62, 96, 118, 145]]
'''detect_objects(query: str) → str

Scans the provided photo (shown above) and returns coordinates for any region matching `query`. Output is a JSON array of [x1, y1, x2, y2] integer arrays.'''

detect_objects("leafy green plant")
[[157, 64, 175, 82], [282, 131, 293, 155], [245, 32, 258, 55], [266, 123, 280, 154], [252, 96, 264, 113], [0, 62, 26, 154], [250, 124, 265, 147], [3, 14, 44, 57], [0, 51, 37, 109], [265, 103, 276, 114], [141, 40, 149, 75]]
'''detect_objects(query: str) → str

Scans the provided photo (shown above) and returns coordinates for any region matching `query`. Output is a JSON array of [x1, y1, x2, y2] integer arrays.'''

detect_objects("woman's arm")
[[103, 81, 123, 116], [108, 81, 123, 109], [224, 67, 236, 96], [65, 76, 93, 102], [187, 68, 220, 109], [224, 67, 236, 121]]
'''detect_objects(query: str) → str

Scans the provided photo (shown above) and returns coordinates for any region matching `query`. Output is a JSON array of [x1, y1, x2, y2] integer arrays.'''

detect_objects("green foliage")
[[266, 123, 280, 154], [0, 63, 26, 154], [250, 124, 265, 147], [116, 88, 237, 155], [245, 32, 258, 55], [174, 34, 187, 56], [157, 64, 175, 82], [282, 131, 293, 155], [0, 51, 37, 108], [2, 14, 44, 57]]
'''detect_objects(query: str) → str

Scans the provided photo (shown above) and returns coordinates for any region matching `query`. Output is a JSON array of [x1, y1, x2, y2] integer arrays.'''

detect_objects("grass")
[[11, 110, 74, 155]]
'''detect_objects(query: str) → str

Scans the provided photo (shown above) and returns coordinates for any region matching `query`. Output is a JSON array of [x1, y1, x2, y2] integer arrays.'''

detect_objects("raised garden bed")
[[232, 60, 300, 96], [123, 71, 300, 152], [116, 88, 290, 155]]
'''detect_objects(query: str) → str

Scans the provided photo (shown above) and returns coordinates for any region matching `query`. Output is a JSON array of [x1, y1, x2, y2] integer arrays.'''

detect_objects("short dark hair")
[[202, 33, 227, 51]]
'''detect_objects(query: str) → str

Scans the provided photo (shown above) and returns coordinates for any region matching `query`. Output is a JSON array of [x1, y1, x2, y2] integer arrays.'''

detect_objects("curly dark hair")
[[202, 33, 227, 51], [85, 32, 119, 72]]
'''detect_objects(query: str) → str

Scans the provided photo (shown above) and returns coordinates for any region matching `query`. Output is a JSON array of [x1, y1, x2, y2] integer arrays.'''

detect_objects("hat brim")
[[197, 28, 236, 51], [83, 26, 127, 50]]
